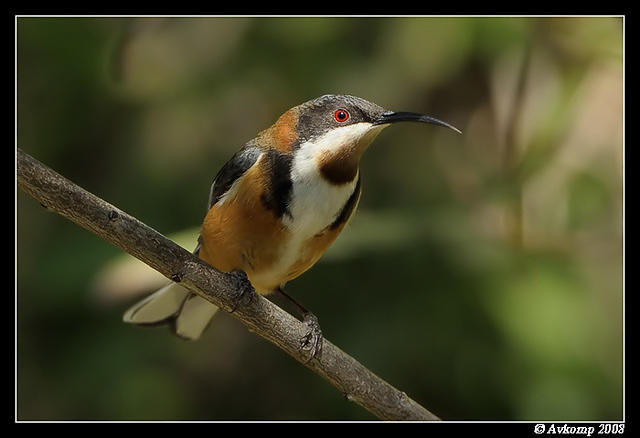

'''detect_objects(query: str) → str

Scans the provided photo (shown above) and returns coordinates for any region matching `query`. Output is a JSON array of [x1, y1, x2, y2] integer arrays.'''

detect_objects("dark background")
[[17, 17, 623, 421]]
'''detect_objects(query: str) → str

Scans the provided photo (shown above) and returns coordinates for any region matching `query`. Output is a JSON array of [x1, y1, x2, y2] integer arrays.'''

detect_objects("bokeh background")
[[17, 17, 623, 421]]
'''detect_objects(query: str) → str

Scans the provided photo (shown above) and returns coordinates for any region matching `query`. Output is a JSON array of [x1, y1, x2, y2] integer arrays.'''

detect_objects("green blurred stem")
[[503, 42, 532, 248], [17, 147, 440, 421]]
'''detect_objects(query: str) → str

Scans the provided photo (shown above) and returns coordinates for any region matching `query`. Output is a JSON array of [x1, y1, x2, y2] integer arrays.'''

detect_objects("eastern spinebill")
[[123, 94, 461, 360]]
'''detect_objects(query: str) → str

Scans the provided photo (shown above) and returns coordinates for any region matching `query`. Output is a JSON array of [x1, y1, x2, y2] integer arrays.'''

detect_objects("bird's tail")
[[122, 283, 219, 340]]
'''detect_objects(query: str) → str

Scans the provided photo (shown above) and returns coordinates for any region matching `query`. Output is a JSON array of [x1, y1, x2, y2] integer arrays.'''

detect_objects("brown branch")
[[17, 147, 440, 421]]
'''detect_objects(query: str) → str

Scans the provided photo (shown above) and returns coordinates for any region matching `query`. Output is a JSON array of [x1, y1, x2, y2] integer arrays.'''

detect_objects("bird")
[[123, 94, 460, 359]]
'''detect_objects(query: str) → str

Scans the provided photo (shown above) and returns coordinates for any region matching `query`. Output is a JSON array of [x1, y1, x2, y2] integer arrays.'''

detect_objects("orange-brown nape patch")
[[257, 108, 299, 153]]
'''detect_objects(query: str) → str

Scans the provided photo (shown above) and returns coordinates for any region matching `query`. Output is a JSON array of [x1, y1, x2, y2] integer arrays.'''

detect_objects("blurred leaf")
[[474, 17, 532, 58], [567, 171, 612, 229]]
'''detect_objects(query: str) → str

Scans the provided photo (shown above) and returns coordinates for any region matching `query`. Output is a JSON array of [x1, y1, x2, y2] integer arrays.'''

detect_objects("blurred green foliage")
[[17, 16, 623, 421]]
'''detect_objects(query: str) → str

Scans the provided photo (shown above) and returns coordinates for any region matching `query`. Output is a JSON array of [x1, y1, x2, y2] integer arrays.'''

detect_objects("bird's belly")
[[248, 225, 343, 292], [200, 183, 355, 294], [200, 213, 342, 294], [198, 199, 287, 294]]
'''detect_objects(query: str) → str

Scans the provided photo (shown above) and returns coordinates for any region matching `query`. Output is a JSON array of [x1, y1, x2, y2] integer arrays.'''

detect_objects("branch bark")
[[17, 147, 440, 421]]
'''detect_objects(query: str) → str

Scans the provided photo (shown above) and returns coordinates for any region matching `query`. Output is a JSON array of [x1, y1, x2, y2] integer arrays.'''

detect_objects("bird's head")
[[257, 94, 461, 184]]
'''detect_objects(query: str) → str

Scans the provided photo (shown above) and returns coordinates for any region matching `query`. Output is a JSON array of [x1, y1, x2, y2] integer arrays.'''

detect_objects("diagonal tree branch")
[[17, 147, 440, 421]]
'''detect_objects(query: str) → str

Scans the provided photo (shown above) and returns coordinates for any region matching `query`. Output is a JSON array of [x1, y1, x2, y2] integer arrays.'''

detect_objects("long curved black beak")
[[374, 111, 462, 134]]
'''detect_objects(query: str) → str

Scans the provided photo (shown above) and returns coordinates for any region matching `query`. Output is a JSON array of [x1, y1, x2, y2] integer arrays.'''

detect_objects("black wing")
[[207, 143, 263, 209], [194, 143, 262, 256]]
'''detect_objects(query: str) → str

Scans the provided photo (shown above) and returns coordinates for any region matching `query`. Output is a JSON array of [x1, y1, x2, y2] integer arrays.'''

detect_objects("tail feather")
[[123, 283, 219, 340], [174, 294, 219, 340]]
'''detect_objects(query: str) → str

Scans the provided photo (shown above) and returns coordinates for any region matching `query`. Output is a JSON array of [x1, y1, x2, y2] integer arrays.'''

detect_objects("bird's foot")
[[300, 312, 323, 363], [227, 269, 255, 312]]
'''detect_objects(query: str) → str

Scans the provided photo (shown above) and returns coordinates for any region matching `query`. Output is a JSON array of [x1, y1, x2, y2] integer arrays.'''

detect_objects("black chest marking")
[[319, 157, 359, 185], [260, 148, 293, 219], [329, 174, 362, 230]]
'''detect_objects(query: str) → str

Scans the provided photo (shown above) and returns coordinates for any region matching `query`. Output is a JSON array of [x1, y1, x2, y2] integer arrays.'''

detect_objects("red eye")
[[334, 109, 349, 123]]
